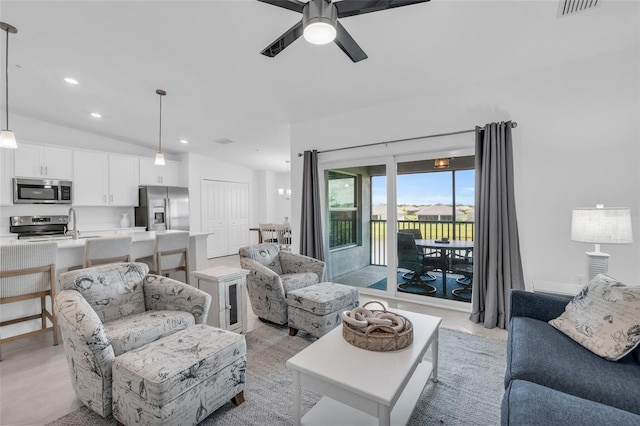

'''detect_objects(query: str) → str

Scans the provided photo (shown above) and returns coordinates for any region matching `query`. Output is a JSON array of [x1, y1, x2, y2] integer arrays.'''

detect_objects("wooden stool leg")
[[116, 421, 125, 426], [232, 391, 245, 406], [289, 327, 298, 336]]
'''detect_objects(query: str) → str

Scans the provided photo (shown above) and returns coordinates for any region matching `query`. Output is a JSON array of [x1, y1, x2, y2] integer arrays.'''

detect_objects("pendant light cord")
[[158, 92, 162, 152], [4, 27, 9, 130]]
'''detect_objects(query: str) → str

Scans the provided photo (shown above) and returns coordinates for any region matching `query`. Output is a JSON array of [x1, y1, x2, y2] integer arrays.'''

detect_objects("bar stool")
[[83, 235, 132, 268], [0, 242, 58, 361], [137, 231, 190, 284]]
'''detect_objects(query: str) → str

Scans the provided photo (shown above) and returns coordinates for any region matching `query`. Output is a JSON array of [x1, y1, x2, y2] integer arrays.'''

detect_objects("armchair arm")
[[143, 275, 212, 325], [54, 290, 115, 380], [279, 251, 326, 282], [509, 289, 573, 322]]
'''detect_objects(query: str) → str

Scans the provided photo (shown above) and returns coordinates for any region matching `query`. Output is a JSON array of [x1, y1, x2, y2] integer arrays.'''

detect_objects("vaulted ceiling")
[[2, 1, 638, 171]]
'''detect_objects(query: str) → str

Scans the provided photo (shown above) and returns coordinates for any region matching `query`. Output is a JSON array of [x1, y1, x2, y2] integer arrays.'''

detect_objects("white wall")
[[290, 47, 640, 287]]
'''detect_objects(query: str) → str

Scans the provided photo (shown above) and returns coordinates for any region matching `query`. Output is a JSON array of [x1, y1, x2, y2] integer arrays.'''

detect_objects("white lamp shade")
[[303, 21, 336, 45], [571, 207, 633, 244], [154, 152, 166, 166], [0, 130, 17, 149]]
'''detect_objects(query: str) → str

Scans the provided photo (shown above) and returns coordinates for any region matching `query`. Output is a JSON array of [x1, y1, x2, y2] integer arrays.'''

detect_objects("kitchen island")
[[1, 230, 210, 342], [51, 230, 209, 276]]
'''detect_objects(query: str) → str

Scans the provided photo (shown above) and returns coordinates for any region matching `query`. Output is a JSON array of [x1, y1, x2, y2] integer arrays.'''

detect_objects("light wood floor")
[[0, 255, 506, 426]]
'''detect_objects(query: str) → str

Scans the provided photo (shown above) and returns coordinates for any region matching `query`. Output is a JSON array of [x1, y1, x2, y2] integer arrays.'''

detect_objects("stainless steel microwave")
[[13, 178, 72, 204]]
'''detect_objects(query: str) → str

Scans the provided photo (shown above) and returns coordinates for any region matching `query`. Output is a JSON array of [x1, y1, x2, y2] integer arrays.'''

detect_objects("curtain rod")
[[297, 121, 518, 157]]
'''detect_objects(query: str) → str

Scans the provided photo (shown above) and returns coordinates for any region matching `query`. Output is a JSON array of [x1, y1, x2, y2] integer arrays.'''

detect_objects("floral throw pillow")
[[549, 274, 640, 361]]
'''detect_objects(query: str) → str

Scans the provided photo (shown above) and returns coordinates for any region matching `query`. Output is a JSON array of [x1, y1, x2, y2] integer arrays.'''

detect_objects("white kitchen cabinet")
[[14, 143, 72, 179], [139, 158, 182, 186], [0, 148, 14, 205], [73, 151, 140, 206], [73, 151, 109, 205], [109, 155, 139, 206]]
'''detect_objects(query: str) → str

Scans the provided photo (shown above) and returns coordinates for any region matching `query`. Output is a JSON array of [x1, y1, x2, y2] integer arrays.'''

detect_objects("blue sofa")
[[501, 290, 640, 425]]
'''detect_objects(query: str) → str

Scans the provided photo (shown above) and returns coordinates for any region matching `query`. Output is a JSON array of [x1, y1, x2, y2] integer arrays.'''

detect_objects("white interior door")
[[202, 180, 250, 258], [202, 180, 228, 258], [228, 182, 249, 254]]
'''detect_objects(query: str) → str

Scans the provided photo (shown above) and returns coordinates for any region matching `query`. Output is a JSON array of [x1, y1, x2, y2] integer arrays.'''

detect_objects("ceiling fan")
[[257, 0, 430, 63]]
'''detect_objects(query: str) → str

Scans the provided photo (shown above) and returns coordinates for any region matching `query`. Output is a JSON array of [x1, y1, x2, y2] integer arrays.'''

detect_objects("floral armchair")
[[54, 262, 211, 418], [239, 243, 325, 325]]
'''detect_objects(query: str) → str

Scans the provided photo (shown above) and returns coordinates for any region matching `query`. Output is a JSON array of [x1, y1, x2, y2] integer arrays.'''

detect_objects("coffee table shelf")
[[287, 309, 441, 426], [300, 361, 433, 425]]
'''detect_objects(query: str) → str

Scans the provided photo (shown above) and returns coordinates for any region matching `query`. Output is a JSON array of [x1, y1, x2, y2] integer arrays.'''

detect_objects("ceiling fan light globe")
[[303, 21, 336, 45], [0, 130, 17, 149]]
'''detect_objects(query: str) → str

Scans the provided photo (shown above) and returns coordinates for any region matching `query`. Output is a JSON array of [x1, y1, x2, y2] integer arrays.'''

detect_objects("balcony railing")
[[370, 220, 474, 266]]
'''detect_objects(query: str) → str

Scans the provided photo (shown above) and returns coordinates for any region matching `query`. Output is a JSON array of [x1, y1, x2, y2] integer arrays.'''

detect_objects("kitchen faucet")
[[67, 207, 79, 240]]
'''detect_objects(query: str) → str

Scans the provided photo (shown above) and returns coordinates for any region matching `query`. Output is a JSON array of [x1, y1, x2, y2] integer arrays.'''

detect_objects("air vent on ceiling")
[[214, 138, 234, 145], [557, 0, 600, 17]]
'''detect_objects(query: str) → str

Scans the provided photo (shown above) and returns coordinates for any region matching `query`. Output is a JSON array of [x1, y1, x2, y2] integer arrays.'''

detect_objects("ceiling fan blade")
[[336, 0, 430, 18], [334, 21, 368, 63], [260, 20, 304, 58], [256, 0, 306, 13]]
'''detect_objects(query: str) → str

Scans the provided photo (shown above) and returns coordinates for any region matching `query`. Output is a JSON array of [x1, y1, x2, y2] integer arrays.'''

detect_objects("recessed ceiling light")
[[90, 112, 102, 118], [180, 139, 189, 144], [64, 77, 79, 85]]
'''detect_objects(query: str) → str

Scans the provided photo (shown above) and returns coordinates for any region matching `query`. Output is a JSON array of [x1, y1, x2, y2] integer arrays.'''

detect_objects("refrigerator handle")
[[166, 198, 171, 230]]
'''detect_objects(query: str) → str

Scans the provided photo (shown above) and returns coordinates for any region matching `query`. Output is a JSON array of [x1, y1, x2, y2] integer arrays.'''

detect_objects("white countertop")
[[7, 230, 210, 248]]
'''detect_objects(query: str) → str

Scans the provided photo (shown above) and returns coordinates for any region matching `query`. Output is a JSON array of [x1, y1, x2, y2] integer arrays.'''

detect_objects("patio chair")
[[397, 232, 437, 296], [451, 247, 473, 301]]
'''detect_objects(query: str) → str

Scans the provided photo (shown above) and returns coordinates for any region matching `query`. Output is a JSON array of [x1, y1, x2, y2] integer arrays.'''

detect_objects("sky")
[[372, 170, 475, 206]]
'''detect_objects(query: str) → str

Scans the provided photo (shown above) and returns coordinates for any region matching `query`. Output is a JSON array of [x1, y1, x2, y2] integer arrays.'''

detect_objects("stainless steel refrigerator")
[[135, 186, 190, 231]]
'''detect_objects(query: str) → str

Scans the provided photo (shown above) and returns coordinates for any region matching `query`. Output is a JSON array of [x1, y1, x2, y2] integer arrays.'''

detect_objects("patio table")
[[414, 239, 473, 296]]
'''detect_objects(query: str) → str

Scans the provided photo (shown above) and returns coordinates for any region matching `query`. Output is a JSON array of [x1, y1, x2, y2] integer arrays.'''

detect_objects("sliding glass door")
[[322, 153, 474, 306]]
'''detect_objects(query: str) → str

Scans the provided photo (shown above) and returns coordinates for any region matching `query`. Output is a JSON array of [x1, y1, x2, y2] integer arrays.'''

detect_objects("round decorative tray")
[[342, 301, 413, 352]]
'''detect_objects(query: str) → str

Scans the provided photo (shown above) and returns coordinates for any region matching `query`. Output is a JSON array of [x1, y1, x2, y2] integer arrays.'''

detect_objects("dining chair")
[[0, 242, 58, 361], [83, 235, 132, 268], [258, 223, 279, 244], [137, 231, 190, 284]]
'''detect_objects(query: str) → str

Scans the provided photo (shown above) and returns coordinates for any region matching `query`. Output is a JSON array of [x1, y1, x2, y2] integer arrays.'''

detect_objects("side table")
[[192, 266, 249, 334]]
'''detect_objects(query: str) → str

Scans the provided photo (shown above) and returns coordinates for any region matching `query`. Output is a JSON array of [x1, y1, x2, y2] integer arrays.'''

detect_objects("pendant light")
[[154, 89, 166, 166], [0, 22, 18, 149]]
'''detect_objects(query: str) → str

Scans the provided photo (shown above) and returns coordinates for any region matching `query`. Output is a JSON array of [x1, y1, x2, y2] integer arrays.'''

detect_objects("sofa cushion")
[[506, 316, 640, 415], [58, 263, 148, 323], [281, 273, 319, 293], [104, 310, 195, 355], [549, 274, 640, 360], [502, 380, 640, 426]]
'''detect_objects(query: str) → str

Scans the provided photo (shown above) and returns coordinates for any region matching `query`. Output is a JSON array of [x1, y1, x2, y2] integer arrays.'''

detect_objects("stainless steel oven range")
[[9, 215, 71, 241]]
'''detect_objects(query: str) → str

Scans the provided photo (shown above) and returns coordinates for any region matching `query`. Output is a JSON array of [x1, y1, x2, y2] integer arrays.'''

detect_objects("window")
[[327, 171, 358, 249]]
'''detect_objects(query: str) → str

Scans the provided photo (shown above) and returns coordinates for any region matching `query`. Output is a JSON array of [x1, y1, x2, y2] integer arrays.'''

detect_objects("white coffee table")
[[286, 308, 441, 426]]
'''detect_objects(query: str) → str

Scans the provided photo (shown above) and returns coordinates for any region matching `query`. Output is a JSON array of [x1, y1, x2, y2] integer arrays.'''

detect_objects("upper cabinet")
[[73, 151, 108, 206], [139, 158, 182, 187], [0, 148, 14, 206], [73, 151, 140, 206], [14, 143, 73, 180], [109, 155, 139, 205]]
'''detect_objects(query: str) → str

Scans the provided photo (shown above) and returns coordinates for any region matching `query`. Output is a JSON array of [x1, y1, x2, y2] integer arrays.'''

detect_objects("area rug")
[[46, 324, 506, 425]]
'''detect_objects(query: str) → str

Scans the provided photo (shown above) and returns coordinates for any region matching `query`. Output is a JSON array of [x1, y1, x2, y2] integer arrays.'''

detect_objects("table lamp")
[[571, 205, 633, 281]]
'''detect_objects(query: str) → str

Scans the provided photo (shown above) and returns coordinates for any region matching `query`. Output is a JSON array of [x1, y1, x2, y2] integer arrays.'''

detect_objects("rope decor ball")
[[341, 301, 413, 351]]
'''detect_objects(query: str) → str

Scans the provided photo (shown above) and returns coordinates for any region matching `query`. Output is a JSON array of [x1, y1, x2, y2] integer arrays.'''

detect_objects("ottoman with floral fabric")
[[287, 282, 359, 338], [112, 324, 246, 426]]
